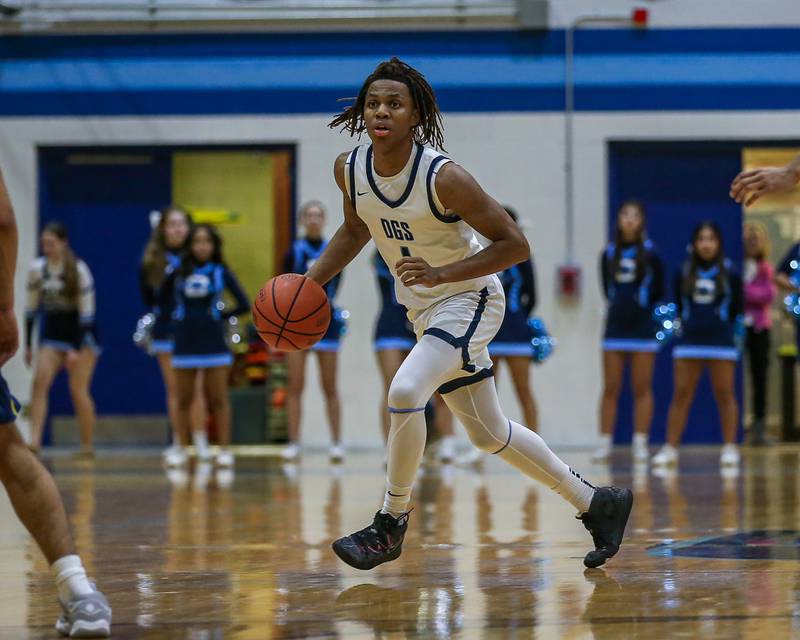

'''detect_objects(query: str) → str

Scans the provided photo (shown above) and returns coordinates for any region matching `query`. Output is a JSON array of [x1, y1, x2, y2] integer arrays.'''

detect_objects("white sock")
[[633, 432, 647, 447], [51, 555, 94, 602], [382, 480, 413, 518], [598, 433, 612, 449], [553, 467, 596, 513], [193, 430, 209, 450]]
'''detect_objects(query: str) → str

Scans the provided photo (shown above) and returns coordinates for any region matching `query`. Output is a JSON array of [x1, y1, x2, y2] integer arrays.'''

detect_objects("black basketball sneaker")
[[578, 486, 634, 568], [332, 511, 410, 570]]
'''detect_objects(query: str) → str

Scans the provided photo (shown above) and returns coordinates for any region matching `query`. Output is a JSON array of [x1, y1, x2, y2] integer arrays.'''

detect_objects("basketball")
[[252, 273, 331, 351]]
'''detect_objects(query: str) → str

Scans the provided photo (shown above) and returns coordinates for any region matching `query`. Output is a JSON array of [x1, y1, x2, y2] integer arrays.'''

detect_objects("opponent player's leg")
[[191, 369, 210, 460], [376, 349, 407, 442], [66, 347, 98, 454], [316, 350, 343, 461], [331, 335, 459, 570], [29, 346, 65, 450], [653, 359, 704, 466], [284, 350, 307, 460], [203, 365, 234, 467], [630, 351, 656, 461], [505, 354, 538, 431], [709, 358, 740, 466], [0, 423, 111, 636], [441, 376, 632, 568], [595, 350, 627, 460]]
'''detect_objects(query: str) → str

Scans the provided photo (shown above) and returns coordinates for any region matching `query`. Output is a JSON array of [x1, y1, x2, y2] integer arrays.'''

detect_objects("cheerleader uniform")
[[25, 257, 100, 353], [488, 258, 537, 357], [777, 242, 800, 358], [168, 260, 249, 369], [672, 259, 743, 361], [373, 252, 416, 352], [139, 251, 181, 354], [283, 237, 344, 352], [601, 240, 665, 352]]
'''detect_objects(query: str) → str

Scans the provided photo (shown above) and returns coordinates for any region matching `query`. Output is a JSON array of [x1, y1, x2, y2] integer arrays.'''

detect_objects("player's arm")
[[730, 154, 800, 206], [0, 168, 19, 366], [305, 152, 372, 287], [396, 163, 528, 287]]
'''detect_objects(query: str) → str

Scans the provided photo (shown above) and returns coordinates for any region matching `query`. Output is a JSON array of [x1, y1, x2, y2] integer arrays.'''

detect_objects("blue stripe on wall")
[[0, 28, 799, 115]]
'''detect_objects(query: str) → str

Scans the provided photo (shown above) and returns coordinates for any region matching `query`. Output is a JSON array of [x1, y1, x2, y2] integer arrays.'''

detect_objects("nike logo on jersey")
[[357, 191, 368, 196], [380, 218, 414, 241]]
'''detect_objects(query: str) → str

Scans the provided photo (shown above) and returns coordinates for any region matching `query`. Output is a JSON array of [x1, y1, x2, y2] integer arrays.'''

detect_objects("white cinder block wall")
[[2, 111, 799, 448]]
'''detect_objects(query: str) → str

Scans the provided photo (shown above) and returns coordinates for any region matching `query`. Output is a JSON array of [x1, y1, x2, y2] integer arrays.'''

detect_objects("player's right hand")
[[730, 166, 799, 206], [0, 307, 19, 367]]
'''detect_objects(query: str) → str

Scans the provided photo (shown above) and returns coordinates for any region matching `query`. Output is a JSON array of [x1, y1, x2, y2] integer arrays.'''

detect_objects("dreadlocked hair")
[[328, 57, 446, 151]]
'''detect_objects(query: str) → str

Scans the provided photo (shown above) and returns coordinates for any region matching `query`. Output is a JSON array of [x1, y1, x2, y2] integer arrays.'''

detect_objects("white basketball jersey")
[[345, 142, 498, 310]]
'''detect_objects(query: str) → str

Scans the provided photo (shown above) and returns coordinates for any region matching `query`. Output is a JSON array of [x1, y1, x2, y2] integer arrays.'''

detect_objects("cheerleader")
[[487, 207, 539, 431], [166, 223, 249, 467], [652, 222, 743, 468], [373, 251, 456, 462], [25, 222, 100, 455], [281, 201, 347, 463], [139, 207, 209, 465], [595, 201, 665, 463]]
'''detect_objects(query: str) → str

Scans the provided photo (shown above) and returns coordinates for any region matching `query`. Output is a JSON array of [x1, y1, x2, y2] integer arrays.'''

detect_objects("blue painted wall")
[[1, 28, 799, 115]]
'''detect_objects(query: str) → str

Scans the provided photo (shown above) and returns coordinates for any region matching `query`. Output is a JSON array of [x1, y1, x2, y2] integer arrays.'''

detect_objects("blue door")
[[608, 142, 743, 445]]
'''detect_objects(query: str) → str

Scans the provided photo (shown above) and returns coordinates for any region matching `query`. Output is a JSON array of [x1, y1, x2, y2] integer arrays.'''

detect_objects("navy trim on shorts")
[[366, 142, 424, 208], [437, 366, 494, 394], [347, 147, 358, 212], [424, 287, 489, 373], [426, 155, 461, 224]]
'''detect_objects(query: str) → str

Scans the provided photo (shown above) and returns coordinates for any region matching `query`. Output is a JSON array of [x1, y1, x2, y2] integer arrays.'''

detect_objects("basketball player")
[[0, 168, 111, 635], [25, 222, 100, 455], [281, 201, 346, 463], [730, 154, 800, 206], [302, 58, 632, 570]]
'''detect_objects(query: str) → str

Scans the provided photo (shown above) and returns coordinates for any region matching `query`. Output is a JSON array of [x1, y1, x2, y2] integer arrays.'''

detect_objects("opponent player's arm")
[[0, 168, 19, 365], [305, 153, 372, 287], [730, 154, 800, 206], [396, 162, 529, 287]]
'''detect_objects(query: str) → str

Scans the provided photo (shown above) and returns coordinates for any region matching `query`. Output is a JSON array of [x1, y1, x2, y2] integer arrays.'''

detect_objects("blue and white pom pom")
[[132, 312, 155, 353], [653, 303, 679, 344], [528, 316, 556, 364]]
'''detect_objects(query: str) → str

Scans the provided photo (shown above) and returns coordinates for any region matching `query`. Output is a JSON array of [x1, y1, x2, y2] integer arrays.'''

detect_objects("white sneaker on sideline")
[[438, 436, 456, 464], [632, 439, 649, 463], [720, 444, 740, 467], [164, 446, 188, 468], [281, 443, 300, 461], [651, 445, 678, 467], [456, 447, 483, 466], [330, 444, 345, 463], [591, 442, 611, 463], [193, 431, 212, 462], [216, 448, 234, 468]]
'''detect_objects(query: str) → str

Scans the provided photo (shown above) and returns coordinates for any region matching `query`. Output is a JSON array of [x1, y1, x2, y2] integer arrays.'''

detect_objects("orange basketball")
[[252, 274, 331, 352]]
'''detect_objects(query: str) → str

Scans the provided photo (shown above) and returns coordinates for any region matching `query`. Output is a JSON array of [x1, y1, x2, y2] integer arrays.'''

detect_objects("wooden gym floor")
[[1, 446, 800, 639]]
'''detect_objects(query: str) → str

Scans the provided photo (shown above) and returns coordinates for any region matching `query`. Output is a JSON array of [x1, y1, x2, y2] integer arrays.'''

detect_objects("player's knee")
[[462, 416, 510, 453], [632, 381, 652, 400], [602, 380, 621, 398], [387, 377, 421, 410]]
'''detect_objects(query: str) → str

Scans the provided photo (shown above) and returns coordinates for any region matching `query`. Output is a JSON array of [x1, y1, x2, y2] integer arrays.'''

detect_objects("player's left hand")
[[396, 257, 442, 288]]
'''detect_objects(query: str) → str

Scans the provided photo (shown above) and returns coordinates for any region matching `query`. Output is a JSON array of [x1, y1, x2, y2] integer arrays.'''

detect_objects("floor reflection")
[[2, 447, 800, 638]]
